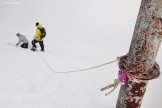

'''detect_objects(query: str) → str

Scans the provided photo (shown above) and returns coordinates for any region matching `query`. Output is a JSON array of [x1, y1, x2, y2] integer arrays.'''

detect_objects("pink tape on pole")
[[118, 70, 127, 85]]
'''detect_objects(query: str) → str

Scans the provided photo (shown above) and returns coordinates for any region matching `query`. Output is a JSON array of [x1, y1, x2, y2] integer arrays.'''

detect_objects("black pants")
[[31, 40, 44, 51], [21, 43, 28, 48]]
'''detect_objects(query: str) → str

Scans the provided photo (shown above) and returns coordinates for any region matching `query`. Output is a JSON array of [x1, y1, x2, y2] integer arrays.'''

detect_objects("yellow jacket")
[[33, 24, 44, 41]]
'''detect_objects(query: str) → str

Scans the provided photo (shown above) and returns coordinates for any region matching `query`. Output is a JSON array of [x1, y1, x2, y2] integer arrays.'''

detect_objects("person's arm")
[[16, 38, 21, 46], [33, 28, 41, 40]]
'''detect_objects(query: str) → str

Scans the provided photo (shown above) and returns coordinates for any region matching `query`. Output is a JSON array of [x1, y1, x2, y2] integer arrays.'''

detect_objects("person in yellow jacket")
[[31, 22, 45, 51]]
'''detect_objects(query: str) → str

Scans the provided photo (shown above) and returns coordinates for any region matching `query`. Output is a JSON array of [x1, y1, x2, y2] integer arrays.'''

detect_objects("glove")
[[39, 38, 42, 41]]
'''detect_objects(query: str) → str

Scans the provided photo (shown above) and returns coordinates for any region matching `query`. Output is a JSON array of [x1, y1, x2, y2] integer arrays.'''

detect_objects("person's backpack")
[[38, 27, 46, 39]]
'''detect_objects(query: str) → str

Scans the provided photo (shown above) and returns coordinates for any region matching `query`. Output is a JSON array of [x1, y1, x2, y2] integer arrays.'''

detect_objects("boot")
[[31, 47, 36, 51]]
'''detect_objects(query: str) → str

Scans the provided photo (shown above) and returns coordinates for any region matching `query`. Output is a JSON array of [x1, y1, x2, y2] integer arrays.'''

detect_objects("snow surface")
[[0, 0, 162, 108]]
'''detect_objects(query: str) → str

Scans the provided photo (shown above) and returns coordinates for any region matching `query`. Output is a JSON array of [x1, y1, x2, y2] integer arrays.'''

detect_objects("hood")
[[37, 24, 42, 29]]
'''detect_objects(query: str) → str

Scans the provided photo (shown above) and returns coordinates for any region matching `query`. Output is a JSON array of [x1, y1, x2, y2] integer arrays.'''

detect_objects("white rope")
[[42, 52, 120, 74], [101, 79, 120, 96]]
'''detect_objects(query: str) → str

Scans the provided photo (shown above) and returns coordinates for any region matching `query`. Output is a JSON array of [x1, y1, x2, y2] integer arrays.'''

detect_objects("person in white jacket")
[[16, 33, 29, 48]]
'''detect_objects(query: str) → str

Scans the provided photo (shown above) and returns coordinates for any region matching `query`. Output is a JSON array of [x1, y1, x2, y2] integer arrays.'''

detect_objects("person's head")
[[36, 22, 39, 26], [16, 33, 20, 37]]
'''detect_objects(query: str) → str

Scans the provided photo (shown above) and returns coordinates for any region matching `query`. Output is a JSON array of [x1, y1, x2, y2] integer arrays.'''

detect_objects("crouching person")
[[16, 33, 29, 48]]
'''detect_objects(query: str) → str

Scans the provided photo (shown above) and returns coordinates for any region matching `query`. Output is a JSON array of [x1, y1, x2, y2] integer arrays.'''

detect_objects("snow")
[[0, 0, 162, 108]]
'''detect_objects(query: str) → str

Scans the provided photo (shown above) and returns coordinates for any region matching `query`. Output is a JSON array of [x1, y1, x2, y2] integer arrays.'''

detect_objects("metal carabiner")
[[101, 70, 127, 96]]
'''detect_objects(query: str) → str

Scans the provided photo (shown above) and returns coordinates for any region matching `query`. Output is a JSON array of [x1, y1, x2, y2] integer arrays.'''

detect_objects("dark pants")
[[21, 43, 28, 48], [31, 40, 44, 51]]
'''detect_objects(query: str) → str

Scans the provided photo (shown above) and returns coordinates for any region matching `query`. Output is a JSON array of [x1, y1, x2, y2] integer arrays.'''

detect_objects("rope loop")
[[42, 52, 120, 74]]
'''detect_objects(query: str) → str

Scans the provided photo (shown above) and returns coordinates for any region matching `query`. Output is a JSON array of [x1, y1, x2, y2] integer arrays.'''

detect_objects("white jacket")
[[17, 34, 29, 45]]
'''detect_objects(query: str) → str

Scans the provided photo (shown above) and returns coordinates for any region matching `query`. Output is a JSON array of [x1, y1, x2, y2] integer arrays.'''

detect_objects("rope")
[[42, 52, 120, 74], [101, 78, 120, 96]]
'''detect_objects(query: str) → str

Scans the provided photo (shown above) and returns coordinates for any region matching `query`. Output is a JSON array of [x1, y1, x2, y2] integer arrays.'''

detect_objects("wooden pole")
[[116, 0, 162, 107]]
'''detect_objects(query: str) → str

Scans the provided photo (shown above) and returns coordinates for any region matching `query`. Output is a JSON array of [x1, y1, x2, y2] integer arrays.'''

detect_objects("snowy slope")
[[0, 0, 162, 108]]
